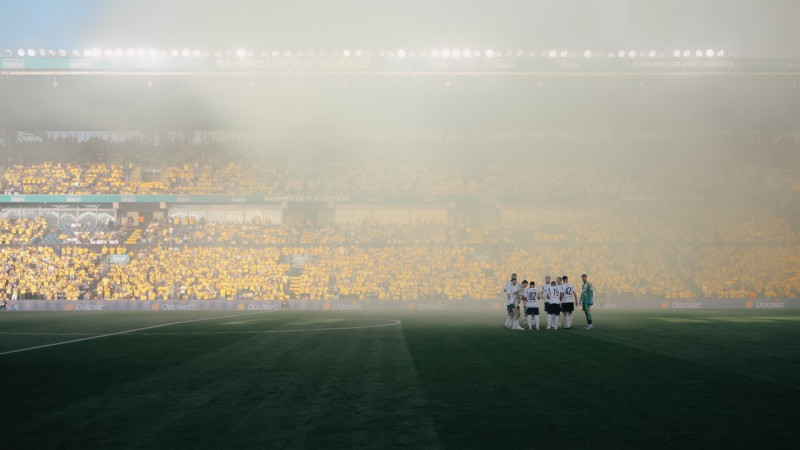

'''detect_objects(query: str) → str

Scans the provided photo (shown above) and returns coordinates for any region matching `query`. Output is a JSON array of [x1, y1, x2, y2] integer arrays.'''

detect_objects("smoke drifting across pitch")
[[59, 0, 799, 134], [80, 0, 800, 56]]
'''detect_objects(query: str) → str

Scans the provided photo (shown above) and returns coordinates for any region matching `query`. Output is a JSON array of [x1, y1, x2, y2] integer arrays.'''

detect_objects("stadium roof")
[[1, 54, 798, 134]]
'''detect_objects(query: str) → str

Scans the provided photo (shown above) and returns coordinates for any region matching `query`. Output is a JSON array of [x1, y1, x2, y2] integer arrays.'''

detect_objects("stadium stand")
[[1, 139, 799, 301]]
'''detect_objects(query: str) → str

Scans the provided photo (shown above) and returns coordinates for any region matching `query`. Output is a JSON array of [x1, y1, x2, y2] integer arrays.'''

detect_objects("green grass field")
[[1, 309, 798, 449]]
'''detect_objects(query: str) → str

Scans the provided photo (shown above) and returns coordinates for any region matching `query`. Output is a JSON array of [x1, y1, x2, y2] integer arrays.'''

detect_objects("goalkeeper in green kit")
[[580, 273, 594, 329]]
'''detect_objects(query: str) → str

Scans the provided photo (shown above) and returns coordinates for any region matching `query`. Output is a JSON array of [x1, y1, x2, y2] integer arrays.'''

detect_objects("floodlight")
[[583, 50, 591, 57], [673, 49, 681, 57], [17, 48, 25, 57], [71, 50, 80, 57], [628, 50, 636, 57], [706, 49, 714, 57], [4, 49, 11, 57], [38, 49, 45, 57], [617, 50, 625, 57], [431, 49, 439, 57], [463, 49, 471, 58], [559, 50, 567, 58], [549, 50, 557, 57], [48, 50, 56, 57], [452, 49, 460, 58], [236, 48, 246, 58], [192, 49, 201, 58], [441, 49, 450, 57], [343, 49, 351, 57], [397, 49, 406, 58], [354, 49, 362, 57], [104, 49, 113, 57], [717, 49, 725, 57], [648, 50, 656, 57], [27, 49, 36, 57], [180, 49, 189, 57], [170, 49, 179, 57], [683, 49, 691, 57], [695, 49, 703, 57], [486, 49, 494, 58]]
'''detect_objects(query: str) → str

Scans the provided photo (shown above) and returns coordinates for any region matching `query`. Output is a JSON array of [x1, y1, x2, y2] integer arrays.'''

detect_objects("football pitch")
[[1, 309, 798, 449]]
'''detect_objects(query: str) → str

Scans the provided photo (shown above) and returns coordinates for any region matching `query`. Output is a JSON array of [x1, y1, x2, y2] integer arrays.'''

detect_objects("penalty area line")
[[0, 311, 269, 357]]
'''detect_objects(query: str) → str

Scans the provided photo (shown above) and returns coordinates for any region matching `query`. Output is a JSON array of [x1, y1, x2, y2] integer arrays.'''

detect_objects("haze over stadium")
[[1, 1, 799, 449]]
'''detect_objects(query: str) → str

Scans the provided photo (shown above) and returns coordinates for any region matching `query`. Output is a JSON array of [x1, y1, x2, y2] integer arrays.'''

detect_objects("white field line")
[[0, 316, 402, 356], [0, 312, 265, 356], [136, 319, 402, 335]]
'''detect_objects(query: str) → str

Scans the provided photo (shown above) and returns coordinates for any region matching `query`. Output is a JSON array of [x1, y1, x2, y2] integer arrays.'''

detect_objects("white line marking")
[[0, 332, 96, 336], [0, 312, 265, 357], [137, 319, 403, 335], [0, 316, 403, 356]]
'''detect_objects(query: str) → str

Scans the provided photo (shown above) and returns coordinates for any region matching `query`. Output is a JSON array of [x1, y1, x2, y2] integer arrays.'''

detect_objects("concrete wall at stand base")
[[9, 298, 800, 312]]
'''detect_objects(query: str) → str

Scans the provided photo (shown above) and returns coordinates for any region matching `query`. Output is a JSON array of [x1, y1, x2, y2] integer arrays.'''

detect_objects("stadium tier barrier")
[[8, 298, 800, 312]]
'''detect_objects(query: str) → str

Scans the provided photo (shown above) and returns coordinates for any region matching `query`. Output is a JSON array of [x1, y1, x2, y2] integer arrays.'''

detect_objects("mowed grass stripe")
[[0, 312, 438, 449], [581, 310, 800, 389], [0, 311, 268, 353], [399, 311, 800, 449], [0, 311, 270, 356]]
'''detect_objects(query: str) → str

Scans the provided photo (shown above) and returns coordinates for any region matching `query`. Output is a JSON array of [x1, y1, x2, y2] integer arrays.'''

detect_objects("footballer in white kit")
[[560, 275, 578, 329], [503, 275, 520, 328], [545, 281, 563, 330], [523, 282, 542, 330], [512, 280, 529, 330]]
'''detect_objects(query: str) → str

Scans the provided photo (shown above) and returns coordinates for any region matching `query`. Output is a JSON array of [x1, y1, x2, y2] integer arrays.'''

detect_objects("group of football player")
[[503, 273, 591, 331]]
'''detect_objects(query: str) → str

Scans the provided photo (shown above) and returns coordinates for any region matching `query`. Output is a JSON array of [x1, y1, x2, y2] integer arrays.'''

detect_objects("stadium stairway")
[[125, 228, 142, 245], [299, 230, 315, 245], [480, 280, 500, 300], [288, 266, 306, 298], [463, 228, 486, 245]]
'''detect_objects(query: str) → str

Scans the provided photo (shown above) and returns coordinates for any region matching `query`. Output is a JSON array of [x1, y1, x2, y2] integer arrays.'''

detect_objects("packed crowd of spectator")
[[0, 139, 798, 301], [2, 141, 799, 196], [0, 213, 798, 301], [139, 216, 300, 246], [0, 217, 49, 244], [0, 246, 100, 300]]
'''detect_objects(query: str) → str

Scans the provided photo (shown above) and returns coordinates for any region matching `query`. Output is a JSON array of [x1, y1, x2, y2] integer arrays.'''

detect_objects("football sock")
[[534, 315, 539, 329]]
